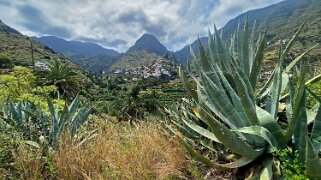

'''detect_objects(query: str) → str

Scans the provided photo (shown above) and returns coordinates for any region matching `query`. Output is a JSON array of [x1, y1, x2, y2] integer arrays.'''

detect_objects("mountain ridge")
[[34, 36, 119, 57], [0, 20, 79, 69], [174, 0, 321, 63]]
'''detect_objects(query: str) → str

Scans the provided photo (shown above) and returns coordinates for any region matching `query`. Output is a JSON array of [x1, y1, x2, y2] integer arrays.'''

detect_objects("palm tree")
[[46, 60, 80, 97]]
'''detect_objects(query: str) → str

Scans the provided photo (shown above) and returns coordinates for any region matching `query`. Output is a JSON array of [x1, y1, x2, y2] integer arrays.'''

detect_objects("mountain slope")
[[127, 34, 168, 56], [175, 0, 321, 63], [34, 36, 119, 57], [70, 54, 118, 73], [0, 20, 76, 67]]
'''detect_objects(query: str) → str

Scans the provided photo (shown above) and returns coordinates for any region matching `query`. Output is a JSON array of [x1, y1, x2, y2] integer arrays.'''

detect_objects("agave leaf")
[[190, 47, 201, 75], [201, 72, 247, 128], [285, 45, 318, 73], [198, 38, 212, 73], [232, 126, 279, 148], [307, 88, 321, 150], [214, 64, 249, 126], [173, 121, 200, 141], [260, 157, 273, 180], [306, 136, 321, 179], [179, 68, 197, 102], [182, 119, 221, 144], [280, 20, 306, 61], [294, 91, 308, 164], [229, 33, 236, 60], [236, 21, 243, 71], [168, 109, 201, 141], [70, 105, 91, 136], [68, 94, 80, 119], [249, 20, 257, 71], [286, 80, 295, 122], [257, 69, 275, 98], [208, 29, 217, 65], [307, 105, 319, 124], [181, 139, 217, 168], [218, 156, 256, 169], [47, 97, 58, 141], [242, 16, 250, 76], [256, 106, 286, 146], [199, 107, 264, 159], [283, 64, 307, 144], [214, 24, 231, 71], [182, 138, 255, 169], [233, 68, 260, 126], [281, 73, 290, 97], [266, 57, 283, 119], [249, 33, 266, 89]]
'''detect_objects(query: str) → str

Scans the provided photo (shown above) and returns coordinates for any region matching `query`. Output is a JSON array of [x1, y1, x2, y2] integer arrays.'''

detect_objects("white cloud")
[[210, 0, 283, 27], [0, 0, 283, 52]]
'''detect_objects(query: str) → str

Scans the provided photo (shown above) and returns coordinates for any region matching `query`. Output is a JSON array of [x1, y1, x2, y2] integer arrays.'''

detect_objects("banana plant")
[[0, 95, 91, 149], [165, 19, 321, 179]]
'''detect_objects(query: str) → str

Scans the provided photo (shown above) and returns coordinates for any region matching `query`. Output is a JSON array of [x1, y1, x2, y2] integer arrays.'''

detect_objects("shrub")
[[0, 53, 13, 69], [0, 66, 57, 109]]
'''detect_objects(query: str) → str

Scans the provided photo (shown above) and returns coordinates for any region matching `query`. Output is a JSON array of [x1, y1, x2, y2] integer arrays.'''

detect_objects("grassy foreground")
[[1, 118, 190, 179]]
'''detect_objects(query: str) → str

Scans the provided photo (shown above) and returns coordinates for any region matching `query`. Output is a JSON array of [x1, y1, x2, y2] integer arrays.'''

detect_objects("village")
[[112, 57, 172, 78]]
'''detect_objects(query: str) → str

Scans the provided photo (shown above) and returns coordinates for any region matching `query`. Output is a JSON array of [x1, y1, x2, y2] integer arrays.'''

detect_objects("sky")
[[0, 0, 283, 52]]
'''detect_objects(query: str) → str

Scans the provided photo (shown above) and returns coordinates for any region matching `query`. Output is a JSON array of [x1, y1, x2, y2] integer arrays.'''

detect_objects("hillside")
[[0, 20, 77, 68], [110, 51, 160, 71], [127, 34, 168, 56], [34, 36, 119, 57], [70, 54, 118, 73], [175, 0, 321, 64]]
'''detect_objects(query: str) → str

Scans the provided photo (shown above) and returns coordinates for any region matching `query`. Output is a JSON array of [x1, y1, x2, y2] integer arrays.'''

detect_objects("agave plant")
[[0, 95, 91, 149], [165, 19, 321, 179]]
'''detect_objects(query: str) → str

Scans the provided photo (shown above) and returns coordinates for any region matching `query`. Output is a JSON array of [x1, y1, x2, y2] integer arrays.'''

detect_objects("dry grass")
[[54, 122, 188, 179], [11, 143, 45, 179]]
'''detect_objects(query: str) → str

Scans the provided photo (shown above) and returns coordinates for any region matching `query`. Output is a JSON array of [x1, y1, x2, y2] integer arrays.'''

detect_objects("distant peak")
[[140, 33, 156, 38], [127, 33, 167, 56], [136, 33, 158, 42]]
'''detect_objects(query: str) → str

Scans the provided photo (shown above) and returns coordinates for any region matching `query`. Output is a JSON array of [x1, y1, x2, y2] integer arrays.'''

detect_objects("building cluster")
[[113, 58, 171, 78]]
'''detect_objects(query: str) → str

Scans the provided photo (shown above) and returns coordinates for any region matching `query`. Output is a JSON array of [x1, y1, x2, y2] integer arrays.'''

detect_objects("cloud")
[[210, 0, 283, 27], [0, 0, 283, 52]]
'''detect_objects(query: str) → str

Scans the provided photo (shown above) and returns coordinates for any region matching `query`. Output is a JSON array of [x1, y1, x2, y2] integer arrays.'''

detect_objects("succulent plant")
[[1, 95, 91, 149], [165, 19, 321, 179]]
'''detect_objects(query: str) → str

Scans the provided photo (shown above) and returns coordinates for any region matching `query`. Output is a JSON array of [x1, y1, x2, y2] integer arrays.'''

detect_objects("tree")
[[0, 53, 13, 68], [46, 60, 80, 97], [130, 85, 140, 99]]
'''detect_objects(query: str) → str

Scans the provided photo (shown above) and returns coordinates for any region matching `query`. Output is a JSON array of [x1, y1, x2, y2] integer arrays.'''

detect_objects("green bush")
[[0, 53, 13, 69]]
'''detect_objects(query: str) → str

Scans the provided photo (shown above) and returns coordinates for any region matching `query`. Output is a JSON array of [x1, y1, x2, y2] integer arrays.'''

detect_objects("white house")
[[35, 61, 49, 70]]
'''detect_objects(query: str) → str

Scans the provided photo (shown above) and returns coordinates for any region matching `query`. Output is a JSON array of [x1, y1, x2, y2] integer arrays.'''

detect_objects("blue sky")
[[0, 0, 283, 52]]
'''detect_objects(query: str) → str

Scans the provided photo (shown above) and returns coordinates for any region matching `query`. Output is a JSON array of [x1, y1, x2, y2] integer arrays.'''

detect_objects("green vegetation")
[[0, 66, 57, 109], [1, 4, 321, 179], [0, 53, 13, 69], [46, 60, 81, 97], [165, 20, 321, 179], [70, 54, 118, 73]]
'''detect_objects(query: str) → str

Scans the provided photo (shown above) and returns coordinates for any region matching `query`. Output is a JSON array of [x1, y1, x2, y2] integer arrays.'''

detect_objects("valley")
[[1, 0, 321, 179]]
